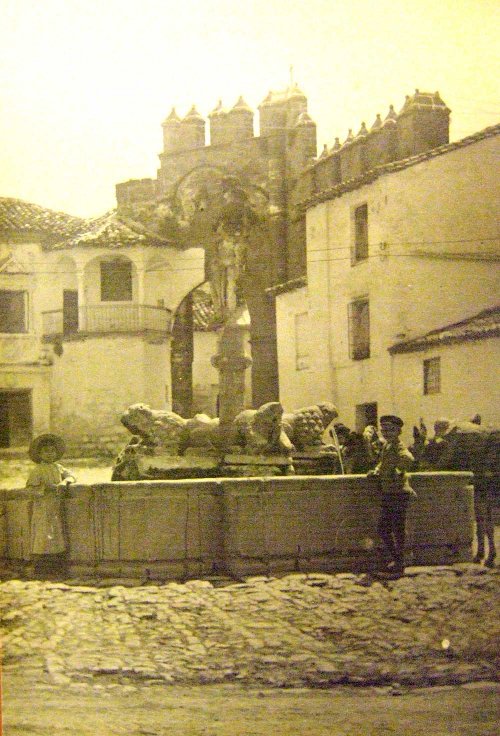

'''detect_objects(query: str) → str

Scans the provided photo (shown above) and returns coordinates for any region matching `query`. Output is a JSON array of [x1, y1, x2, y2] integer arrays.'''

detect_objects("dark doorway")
[[63, 290, 79, 335], [355, 402, 378, 434], [0, 390, 32, 448]]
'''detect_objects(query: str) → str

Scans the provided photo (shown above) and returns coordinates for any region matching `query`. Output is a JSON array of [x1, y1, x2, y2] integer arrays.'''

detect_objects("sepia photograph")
[[0, 0, 499, 733]]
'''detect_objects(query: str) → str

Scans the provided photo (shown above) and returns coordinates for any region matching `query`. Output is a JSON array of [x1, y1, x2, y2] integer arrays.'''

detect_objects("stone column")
[[171, 293, 194, 417], [211, 305, 252, 448]]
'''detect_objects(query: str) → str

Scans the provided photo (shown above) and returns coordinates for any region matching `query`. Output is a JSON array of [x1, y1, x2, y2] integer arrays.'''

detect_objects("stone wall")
[[0, 472, 473, 580]]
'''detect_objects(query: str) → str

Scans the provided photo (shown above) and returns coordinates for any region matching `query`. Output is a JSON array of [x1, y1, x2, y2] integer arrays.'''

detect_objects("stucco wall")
[[276, 133, 500, 434], [50, 335, 170, 453], [274, 285, 331, 411], [0, 241, 42, 363]]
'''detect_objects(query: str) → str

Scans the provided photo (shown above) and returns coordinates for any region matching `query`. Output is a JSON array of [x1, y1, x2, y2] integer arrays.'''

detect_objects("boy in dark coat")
[[368, 415, 416, 578]]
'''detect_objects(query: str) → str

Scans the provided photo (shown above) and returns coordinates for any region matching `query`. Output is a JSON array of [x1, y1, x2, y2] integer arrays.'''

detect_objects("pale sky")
[[1, 0, 498, 217]]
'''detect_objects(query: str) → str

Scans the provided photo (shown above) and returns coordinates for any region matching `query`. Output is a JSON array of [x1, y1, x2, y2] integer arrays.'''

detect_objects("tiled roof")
[[191, 290, 251, 331], [0, 198, 84, 240], [192, 290, 220, 331], [54, 211, 171, 249], [266, 276, 307, 297], [0, 198, 172, 249], [389, 305, 500, 354], [299, 123, 500, 210]]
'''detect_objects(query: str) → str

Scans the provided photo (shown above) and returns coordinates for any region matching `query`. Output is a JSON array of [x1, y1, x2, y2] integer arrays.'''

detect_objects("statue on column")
[[110, 168, 341, 477], [206, 175, 259, 320]]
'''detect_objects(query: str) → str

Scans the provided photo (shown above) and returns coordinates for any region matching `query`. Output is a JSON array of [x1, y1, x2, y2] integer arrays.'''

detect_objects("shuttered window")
[[353, 203, 368, 263], [0, 290, 27, 333], [348, 298, 370, 360], [423, 357, 441, 394]]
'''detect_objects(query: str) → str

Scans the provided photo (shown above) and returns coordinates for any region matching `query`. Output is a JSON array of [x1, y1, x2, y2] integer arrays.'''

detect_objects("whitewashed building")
[[0, 199, 205, 453], [275, 120, 500, 441], [388, 306, 500, 428]]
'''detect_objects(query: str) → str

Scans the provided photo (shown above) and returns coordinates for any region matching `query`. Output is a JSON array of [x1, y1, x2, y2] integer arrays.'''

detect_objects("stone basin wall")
[[0, 473, 474, 580]]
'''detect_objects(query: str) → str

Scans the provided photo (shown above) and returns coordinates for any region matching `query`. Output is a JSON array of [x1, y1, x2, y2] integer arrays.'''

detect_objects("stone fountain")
[[111, 400, 339, 480], [112, 173, 339, 480]]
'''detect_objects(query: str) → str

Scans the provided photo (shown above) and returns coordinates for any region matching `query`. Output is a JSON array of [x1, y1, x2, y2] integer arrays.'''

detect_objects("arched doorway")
[[171, 283, 251, 418]]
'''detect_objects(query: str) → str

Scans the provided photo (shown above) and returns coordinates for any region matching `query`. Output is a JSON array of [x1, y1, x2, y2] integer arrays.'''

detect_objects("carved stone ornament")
[[112, 400, 341, 481]]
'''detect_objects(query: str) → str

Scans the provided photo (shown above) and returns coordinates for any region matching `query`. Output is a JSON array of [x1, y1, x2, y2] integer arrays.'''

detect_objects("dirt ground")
[[0, 456, 114, 490], [2, 672, 499, 736]]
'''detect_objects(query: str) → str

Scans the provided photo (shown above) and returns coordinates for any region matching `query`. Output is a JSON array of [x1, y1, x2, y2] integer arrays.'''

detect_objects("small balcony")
[[42, 303, 173, 339]]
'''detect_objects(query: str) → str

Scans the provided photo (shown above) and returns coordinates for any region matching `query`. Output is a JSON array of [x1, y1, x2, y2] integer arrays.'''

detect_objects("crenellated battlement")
[[311, 90, 451, 191], [159, 85, 316, 154], [117, 85, 318, 216]]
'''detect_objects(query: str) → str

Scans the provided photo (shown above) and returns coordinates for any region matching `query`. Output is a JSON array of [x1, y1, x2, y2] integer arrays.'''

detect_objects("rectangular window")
[[0, 290, 27, 333], [295, 312, 310, 370], [63, 290, 79, 335], [423, 357, 441, 394], [100, 260, 132, 302], [353, 203, 368, 263], [348, 298, 370, 360]]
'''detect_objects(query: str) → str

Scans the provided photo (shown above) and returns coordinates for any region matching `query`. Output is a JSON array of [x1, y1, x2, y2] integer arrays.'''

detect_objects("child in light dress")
[[26, 433, 75, 579]]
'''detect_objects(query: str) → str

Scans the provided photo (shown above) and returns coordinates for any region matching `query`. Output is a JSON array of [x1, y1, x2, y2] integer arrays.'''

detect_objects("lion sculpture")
[[112, 400, 337, 480], [232, 401, 294, 456], [121, 403, 188, 454], [118, 401, 294, 457], [282, 402, 338, 452]]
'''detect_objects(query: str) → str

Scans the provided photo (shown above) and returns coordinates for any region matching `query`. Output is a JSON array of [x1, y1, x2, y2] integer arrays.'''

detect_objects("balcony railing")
[[42, 303, 173, 338]]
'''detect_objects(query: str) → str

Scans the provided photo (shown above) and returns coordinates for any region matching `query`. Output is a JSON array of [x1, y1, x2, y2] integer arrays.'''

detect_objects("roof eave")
[[389, 325, 500, 354]]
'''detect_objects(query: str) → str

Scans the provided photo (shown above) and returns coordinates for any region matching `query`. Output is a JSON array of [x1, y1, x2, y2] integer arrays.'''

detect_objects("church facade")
[[115, 86, 317, 411]]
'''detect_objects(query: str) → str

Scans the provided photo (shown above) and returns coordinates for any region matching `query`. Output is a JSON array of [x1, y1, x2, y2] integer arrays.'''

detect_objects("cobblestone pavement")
[[1, 565, 499, 691]]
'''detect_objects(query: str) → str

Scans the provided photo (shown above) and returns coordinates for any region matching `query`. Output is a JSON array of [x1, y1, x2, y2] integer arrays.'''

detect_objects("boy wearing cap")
[[26, 434, 76, 579], [368, 415, 416, 578]]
